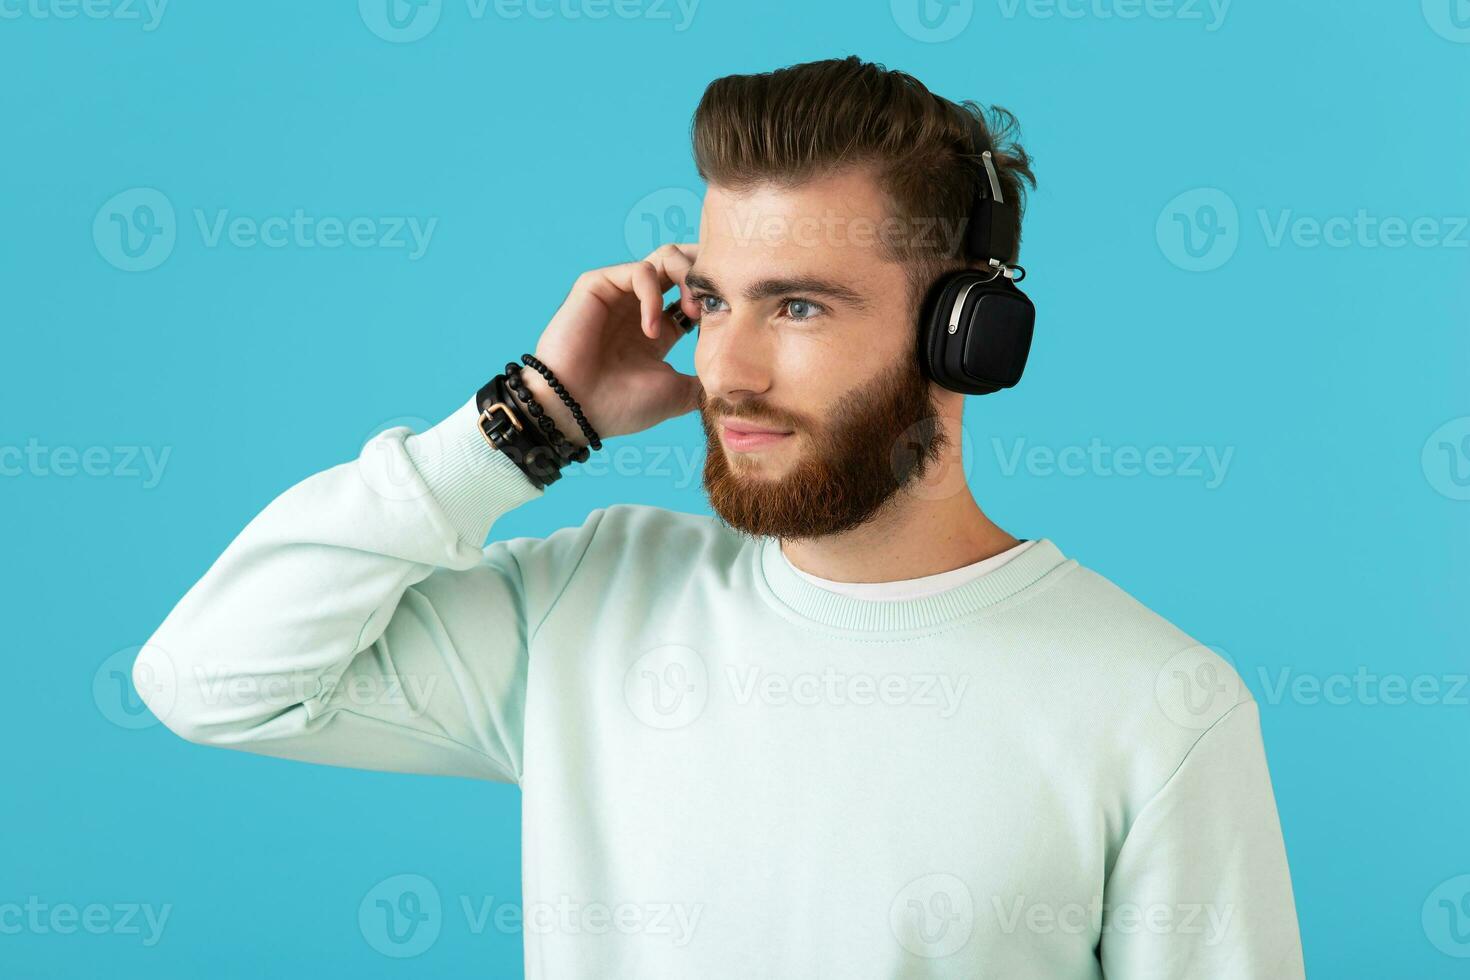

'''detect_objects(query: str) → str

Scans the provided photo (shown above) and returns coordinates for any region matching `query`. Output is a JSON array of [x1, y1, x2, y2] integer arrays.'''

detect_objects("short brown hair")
[[690, 56, 1036, 301]]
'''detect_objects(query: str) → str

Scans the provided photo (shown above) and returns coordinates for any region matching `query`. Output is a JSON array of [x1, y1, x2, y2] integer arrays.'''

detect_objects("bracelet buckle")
[[477, 401, 523, 450]]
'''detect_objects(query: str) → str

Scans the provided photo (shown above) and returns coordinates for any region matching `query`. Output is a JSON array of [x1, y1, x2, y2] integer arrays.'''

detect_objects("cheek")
[[780, 347, 853, 427], [805, 320, 909, 380]]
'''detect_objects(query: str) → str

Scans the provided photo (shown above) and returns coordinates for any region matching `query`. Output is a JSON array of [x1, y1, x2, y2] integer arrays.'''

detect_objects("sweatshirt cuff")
[[403, 394, 545, 546]]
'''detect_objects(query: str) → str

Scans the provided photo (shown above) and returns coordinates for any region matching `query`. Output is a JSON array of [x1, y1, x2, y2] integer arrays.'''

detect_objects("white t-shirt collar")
[[779, 539, 1037, 603]]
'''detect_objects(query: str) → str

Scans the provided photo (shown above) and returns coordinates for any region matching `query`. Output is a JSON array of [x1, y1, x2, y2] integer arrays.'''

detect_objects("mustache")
[[700, 397, 806, 433]]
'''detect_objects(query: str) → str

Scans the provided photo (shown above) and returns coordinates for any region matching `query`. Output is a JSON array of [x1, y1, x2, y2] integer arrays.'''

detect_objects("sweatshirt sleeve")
[[1098, 699, 1305, 979], [134, 394, 605, 784]]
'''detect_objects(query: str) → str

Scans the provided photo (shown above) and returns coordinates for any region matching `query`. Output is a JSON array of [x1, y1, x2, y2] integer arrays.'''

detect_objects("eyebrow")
[[684, 269, 871, 311]]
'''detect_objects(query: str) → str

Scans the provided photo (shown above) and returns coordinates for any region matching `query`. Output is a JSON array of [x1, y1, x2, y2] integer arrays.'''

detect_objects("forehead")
[[696, 168, 906, 282]]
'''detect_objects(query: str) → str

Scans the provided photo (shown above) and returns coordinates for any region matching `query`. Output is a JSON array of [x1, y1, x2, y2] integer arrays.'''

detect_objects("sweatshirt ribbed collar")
[[756, 536, 1073, 634]]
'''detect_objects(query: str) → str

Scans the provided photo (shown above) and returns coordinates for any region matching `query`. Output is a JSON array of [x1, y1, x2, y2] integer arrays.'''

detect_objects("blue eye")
[[783, 299, 823, 321], [697, 293, 728, 315]]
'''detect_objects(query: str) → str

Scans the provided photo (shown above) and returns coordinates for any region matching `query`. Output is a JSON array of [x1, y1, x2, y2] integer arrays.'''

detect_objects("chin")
[[722, 440, 797, 474]]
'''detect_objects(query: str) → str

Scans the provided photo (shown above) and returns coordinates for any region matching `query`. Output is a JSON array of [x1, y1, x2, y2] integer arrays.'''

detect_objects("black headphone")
[[917, 123, 1036, 396]]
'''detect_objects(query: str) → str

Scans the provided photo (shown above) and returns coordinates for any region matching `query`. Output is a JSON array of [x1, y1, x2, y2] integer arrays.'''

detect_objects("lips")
[[720, 421, 794, 452]]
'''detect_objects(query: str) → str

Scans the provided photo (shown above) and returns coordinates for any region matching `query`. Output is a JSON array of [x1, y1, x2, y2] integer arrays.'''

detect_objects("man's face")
[[688, 167, 949, 541]]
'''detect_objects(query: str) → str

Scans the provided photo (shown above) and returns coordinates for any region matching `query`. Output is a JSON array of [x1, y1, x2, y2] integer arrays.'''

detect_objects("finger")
[[640, 241, 698, 277], [628, 261, 667, 339], [583, 261, 672, 339], [637, 245, 705, 346], [640, 242, 700, 309], [678, 287, 701, 322]]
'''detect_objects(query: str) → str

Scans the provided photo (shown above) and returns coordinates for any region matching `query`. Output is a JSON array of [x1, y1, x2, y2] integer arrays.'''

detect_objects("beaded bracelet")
[[520, 353, 603, 452], [504, 362, 589, 465]]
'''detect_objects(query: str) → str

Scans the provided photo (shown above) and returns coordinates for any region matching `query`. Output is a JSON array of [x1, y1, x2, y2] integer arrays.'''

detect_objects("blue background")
[[3, 0, 1467, 975]]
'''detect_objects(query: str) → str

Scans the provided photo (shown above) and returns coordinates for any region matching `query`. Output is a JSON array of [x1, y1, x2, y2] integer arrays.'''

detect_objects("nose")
[[695, 308, 775, 403]]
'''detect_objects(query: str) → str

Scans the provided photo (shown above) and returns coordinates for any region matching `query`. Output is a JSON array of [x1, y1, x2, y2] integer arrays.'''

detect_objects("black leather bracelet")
[[520, 353, 602, 452], [474, 373, 564, 489], [504, 363, 589, 465]]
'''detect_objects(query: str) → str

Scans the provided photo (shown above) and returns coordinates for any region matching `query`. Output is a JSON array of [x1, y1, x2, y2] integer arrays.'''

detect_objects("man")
[[137, 56, 1304, 977]]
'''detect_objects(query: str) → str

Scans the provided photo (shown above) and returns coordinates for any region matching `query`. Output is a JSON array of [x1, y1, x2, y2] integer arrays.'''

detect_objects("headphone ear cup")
[[918, 272, 969, 389], [918, 270, 1035, 396]]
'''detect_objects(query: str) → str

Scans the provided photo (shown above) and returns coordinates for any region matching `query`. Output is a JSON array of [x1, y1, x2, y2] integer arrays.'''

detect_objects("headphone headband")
[[980, 149, 1004, 204], [961, 110, 1019, 266]]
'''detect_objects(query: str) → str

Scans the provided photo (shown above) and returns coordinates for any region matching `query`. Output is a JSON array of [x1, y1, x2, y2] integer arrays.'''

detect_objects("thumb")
[[654, 368, 702, 418], [679, 372, 704, 416]]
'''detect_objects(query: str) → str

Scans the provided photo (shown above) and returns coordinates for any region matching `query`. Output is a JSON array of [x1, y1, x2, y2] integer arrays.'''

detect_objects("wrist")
[[519, 367, 589, 450], [406, 394, 545, 543]]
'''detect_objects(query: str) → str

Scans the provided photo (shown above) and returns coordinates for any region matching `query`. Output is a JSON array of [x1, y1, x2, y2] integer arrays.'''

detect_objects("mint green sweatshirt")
[[138, 395, 1305, 978]]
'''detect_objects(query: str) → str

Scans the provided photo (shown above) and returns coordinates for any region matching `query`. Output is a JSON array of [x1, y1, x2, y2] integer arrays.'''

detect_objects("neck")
[[779, 434, 1018, 584]]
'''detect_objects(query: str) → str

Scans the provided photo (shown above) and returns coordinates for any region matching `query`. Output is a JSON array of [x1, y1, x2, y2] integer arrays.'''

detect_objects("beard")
[[699, 356, 948, 541]]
